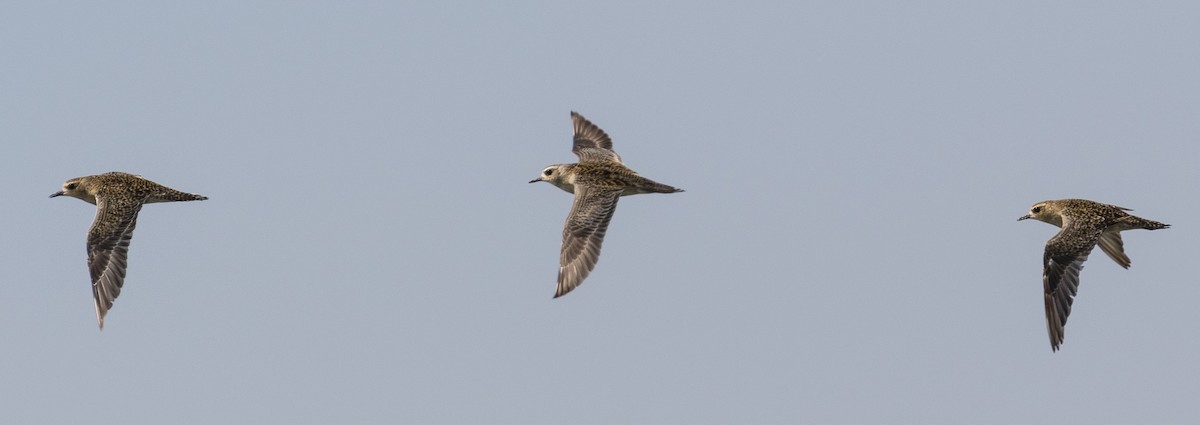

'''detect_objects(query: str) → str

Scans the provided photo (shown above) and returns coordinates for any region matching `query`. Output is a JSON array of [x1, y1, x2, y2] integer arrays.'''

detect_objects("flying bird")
[[530, 112, 683, 298], [1019, 199, 1168, 351], [51, 172, 207, 329]]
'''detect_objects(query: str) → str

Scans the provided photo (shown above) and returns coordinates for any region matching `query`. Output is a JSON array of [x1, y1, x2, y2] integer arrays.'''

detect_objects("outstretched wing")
[[556, 185, 623, 298], [571, 111, 621, 163], [1042, 225, 1102, 351], [1095, 231, 1131, 269], [87, 197, 143, 329]]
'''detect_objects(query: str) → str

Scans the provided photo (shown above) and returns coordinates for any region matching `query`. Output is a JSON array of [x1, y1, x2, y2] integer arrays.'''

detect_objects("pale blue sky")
[[3, 1, 1198, 423]]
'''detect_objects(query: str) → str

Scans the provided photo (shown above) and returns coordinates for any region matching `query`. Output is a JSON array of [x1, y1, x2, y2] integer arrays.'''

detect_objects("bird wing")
[[1095, 231, 1131, 269], [1042, 225, 1102, 351], [87, 197, 143, 329], [571, 111, 621, 163], [556, 185, 623, 298]]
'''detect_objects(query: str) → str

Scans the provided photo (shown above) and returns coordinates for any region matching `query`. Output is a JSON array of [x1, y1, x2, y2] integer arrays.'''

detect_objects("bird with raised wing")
[[530, 112, 683, 298]]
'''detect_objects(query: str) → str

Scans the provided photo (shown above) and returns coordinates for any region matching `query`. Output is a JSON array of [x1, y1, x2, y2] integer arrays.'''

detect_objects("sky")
[[2, 1, 1198, 423]]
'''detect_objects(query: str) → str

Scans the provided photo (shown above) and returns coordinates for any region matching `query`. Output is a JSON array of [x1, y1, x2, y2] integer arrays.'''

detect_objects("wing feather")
[[1095, 231, 1131, 269], [556, 186, 623, 298], [571, 112, 621, 163], [87, 198, 142, 329], [1042, 226, 1102, 351]]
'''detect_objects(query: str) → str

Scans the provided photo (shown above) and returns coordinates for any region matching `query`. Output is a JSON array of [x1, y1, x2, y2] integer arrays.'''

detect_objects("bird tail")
[[650, 183, 684, 193], [1120, 216, 1169, 230], [644, 179, 684, 194], [148, 190, 209, 203]]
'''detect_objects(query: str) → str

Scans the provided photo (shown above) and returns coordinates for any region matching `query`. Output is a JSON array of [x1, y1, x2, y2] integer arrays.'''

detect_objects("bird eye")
[[543, 169, 553, 176], [1031, 206, 1042, 214], [66, 183, 77, 190]]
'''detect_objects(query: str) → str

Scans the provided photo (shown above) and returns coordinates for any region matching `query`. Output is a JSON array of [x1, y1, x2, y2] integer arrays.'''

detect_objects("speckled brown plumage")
[[530, 112, 683, 298], [1019, 199, 1169, 351], [51, 172, 207, 329]]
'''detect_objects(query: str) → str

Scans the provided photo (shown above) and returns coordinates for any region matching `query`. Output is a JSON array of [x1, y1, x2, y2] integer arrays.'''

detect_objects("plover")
[[1019, 199, 1169, 351], [530, 112, 683, 298], [51, 172, 207, 329]]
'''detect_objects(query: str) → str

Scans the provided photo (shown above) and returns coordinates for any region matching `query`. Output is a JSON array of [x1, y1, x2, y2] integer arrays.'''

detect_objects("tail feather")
[[1116, 215, 1168, 231], [623, 177, 684, 195], [650, 182, 684, 193], [148, 190, 208, 203], [1145, 221, 1169, 230], [1135, 218, 1169, 230]]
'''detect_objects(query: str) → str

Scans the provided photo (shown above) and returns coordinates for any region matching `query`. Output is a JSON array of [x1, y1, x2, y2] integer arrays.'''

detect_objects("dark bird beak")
[[528, 179, 541, 184], [49, 191, 64, 198], [1017, 214, 1031, 221]]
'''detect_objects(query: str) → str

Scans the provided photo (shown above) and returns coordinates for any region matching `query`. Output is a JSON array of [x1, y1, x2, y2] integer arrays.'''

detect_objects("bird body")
[[542, 162, 680, 196], [51, 172, 207, 329], [1019, 198, 1168, 351]]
